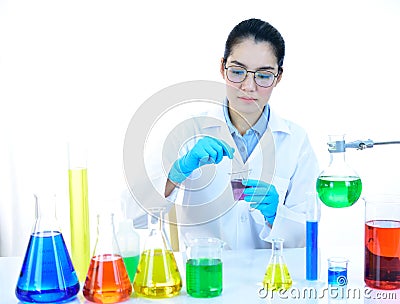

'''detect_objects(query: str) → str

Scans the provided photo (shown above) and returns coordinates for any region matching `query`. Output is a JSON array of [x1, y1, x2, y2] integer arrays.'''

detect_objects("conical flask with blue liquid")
[[15, 193, 80, 303]]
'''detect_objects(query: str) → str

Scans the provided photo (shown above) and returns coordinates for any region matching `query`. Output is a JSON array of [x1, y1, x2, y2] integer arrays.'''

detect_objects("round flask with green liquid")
[[316, 135, 362, 208]]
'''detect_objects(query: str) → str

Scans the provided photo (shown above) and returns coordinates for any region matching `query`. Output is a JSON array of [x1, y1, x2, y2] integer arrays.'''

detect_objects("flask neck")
[[97, 213, 116, 235], [93, 213, 120, 256], [147, 208, 167, 234], [329, 151, 346, 163], [33, 193, 60, 233], [271, 239, 284, 257], [148, 212, 162, 232], [145, 208, 171, 251], [324, 150, 359, 177]]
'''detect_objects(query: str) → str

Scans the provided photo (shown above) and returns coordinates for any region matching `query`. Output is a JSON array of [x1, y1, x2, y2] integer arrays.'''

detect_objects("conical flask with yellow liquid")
[[263, 238, 292, 291], [133, 207, 182, 298]]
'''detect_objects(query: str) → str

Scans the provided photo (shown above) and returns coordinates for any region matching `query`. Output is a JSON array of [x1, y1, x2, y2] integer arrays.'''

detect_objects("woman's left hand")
[[242, 179, 279, 225]]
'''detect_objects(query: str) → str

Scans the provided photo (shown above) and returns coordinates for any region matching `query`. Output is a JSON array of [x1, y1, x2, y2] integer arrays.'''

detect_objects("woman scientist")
[[161, 18, 320, 250], [124, 18, 320, 250]]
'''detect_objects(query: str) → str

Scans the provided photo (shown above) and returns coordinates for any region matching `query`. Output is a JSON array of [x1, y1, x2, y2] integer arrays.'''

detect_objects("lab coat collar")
[[200, 102, 292, 136], [223, 101, 270, 138], [268, 109, 292, 135]]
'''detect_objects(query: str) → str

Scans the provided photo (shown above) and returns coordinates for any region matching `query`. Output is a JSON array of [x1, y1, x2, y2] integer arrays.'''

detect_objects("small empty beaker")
[[327, 257, 348, 286], [229, 169, 251, 201], [186, 237, 223, 298]]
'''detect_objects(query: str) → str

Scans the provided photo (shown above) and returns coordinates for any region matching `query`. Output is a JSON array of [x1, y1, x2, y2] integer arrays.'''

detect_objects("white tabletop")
[[1, 247, 399, 303]]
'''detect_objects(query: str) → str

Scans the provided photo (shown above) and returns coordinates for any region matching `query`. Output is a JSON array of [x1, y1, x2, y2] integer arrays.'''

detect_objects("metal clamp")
[[328, 139, 400, 152], [345, 139, 374, 150]]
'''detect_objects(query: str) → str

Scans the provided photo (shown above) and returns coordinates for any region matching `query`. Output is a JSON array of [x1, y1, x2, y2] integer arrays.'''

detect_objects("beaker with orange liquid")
[[364, 195, 400, 290], [83, 213, 132, 303]]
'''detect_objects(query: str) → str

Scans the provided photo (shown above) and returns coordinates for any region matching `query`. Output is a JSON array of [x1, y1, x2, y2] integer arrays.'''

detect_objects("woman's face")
[[220, 38, 282, 116]]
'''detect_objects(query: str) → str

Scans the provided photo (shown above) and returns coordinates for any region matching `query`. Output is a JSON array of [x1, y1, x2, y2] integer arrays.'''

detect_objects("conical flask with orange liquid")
[[83, 213, 132, 303]]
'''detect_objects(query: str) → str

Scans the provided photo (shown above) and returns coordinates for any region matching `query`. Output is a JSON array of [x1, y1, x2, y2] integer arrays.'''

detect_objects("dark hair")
[[223, 18, 285, 72]]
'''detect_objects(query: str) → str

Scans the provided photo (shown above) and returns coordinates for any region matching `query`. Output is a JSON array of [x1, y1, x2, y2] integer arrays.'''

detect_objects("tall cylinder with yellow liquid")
[[68, 142, 90, 282]]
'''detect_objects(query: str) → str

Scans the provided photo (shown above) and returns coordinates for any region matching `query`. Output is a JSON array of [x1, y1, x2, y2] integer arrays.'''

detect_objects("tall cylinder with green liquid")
[[316, 135, 362, 208], [68, 142, 90, 282]]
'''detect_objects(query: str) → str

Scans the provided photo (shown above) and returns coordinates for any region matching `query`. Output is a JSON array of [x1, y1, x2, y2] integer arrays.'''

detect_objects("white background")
[[0, 0, 399, 257]]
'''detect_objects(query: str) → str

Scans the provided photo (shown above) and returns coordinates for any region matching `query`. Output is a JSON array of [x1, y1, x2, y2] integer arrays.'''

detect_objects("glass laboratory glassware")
[[68, 142, 90, 282], [15, 194, 80, 303], [116, 218, 140, 283], [306, 192, 320, 281], [186, 237, 223, 298], [133, 207, 182, 298], [262, 238, 292, 291], [83, 213, 132, 303], [364, 195, 400, 290], [327, 257, 348, 287], [229, 169, 252, 201], [316, 134, 362, 208]]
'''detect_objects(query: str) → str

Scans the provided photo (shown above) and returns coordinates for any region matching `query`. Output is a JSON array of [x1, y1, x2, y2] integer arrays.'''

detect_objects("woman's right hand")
[[168, 136, 235, 184]]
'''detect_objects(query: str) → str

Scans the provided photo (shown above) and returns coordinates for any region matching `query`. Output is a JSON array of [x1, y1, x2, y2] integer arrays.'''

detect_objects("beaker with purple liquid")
[[230, 169, 251, 201]]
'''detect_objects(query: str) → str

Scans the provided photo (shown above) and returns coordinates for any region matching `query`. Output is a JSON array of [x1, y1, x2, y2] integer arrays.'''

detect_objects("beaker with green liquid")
[[316, 135, 362, 208], [186, 237, 223, 298], [133, 207, 182, 298], [263, 238, 292, 291]]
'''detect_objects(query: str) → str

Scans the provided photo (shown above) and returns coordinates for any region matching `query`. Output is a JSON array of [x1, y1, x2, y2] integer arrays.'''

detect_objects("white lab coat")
[[126, 102, 320, 250]]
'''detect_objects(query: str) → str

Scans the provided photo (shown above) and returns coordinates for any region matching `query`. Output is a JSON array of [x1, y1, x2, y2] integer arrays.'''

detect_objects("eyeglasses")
[[224, 65, 279, 88]]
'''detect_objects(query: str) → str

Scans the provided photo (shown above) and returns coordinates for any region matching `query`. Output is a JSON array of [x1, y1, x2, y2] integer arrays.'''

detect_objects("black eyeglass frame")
[[224, 65, 280, 88]]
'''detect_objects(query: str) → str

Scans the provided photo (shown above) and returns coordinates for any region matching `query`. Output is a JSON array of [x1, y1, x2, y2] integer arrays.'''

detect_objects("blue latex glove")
[[242, 179, 279, 225], [168, 136, 235, 183]]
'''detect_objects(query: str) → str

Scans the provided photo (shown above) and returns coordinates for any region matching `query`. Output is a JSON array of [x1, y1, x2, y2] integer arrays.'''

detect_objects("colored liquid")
[[68, 168, 90, 282], [263, 263, 292, 291], [231, 179, 249, 200], [306, 221, 319, 280], [123, 255, 140, 283], [16, 231, 80, 303], [134, 249, 182, 298], [364, 220, 400, 290], [83, 254, 132, 303], [186, 258, 222, 298], [316, 176, 362, 208], [328, 267, 348, 286]]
